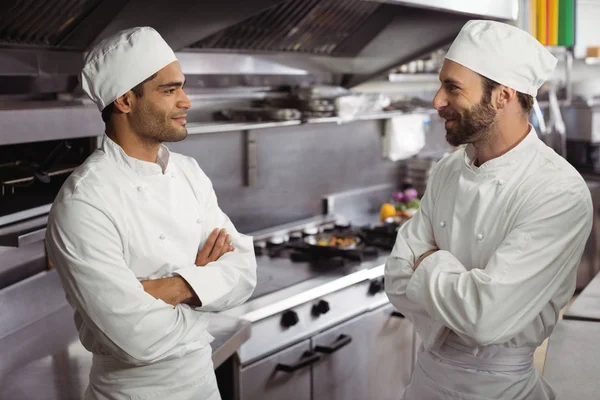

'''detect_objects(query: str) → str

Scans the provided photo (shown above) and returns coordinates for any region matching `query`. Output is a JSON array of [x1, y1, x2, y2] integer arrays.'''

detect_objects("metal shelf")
[[388, 73, 439, 83], [186, 120, 301, 135], [186, 110, 436, 135]]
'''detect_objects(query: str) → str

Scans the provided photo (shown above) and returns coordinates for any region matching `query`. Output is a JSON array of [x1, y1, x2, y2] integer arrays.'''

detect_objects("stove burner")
[[357, 222, 400, 251], [254, 241, 267, 256], [327, 256, 346, 268], [335, 222, 351, 230], [267, 236, 288, 247], [288, 232, 303, 241], [302, 227, 319, 236], [254, 221, 400, 267]]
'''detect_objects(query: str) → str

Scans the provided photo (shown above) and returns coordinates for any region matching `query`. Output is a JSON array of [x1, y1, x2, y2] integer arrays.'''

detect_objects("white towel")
[[382, 114, 427, 161]]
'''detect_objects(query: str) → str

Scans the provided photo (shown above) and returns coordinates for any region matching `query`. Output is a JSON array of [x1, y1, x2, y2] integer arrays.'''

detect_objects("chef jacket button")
[[137, 186, 143, 192], [477, 233, 484, 241], [171, 173, 176, 178], [196, 218, 202, 224], [440, 221, 446, 228], [497, 180, 506, 186], [159, 234, 166, 240]]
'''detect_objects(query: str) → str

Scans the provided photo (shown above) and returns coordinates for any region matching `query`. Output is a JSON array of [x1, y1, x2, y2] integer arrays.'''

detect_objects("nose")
[[432, 86, 448, 111], [178, 89, 192, 110]]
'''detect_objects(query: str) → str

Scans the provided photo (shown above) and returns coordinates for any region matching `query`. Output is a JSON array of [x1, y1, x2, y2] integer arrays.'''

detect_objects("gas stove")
[[218, 185, 417, 400], [249, 216, 401, 300]]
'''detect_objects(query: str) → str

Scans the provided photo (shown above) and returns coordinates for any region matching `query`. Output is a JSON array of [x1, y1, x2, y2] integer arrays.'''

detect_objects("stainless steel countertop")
[[542, 319, 600, 399], [222, 256, 388, 322], [209, 313, 252, 368], [0, 311, 252, 400], [563, 272, 600, 322]]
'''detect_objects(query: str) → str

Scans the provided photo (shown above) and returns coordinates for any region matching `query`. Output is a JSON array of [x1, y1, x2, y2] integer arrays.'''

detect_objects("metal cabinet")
[[367, 304, 415, 400], [239, 339, 315, 400], [236, 304, 417, 400], [311, 313, 371, 400]]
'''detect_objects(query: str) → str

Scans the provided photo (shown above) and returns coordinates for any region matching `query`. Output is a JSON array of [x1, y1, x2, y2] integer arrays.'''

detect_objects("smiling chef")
[[45, 27, 257, 400], [385, 20, 593, 399]]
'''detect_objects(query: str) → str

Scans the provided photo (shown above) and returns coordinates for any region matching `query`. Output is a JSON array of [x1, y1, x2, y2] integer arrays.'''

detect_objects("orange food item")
[[380, 203, 396, 221]]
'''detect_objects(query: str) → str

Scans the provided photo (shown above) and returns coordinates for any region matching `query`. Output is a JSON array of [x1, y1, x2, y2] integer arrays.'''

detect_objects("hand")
[[195, 228, 234, 267], [141, 277, 200, 306], [414, 249, 438, 270]]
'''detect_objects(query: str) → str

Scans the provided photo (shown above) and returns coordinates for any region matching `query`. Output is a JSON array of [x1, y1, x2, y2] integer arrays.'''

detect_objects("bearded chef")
[[45, 27, 257, 400], [385, 20, 593, 400]]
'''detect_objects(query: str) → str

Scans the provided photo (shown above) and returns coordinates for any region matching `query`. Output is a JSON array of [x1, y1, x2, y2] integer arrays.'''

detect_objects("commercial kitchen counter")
[[542, 319, 600, 400], [563, 271, 600, 322], [0, 308, 251, 400]]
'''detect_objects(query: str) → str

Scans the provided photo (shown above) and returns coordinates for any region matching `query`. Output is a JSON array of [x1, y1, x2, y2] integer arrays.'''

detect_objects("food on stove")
[[380, 203, 397, 221], [396, 210, 414, 219], [383, 188, 421, 221], [403, 188, 419, 202], [395, 202, 408, 212], [392, 191, 405, 203], [406, 199, 421, 209], [316, 235, 358, 248]]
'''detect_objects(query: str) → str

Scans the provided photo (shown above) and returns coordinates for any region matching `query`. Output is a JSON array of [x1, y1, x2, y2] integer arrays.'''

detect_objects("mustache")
[[438, 108, 460, 120]]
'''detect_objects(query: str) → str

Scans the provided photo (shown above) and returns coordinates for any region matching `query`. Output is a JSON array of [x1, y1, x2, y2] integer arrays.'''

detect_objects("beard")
[[439, 97, 497, 147], [130, 101, 188, 145]]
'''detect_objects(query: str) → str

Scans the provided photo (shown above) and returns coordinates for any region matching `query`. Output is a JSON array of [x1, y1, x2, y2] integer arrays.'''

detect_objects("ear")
[[496, 86, 517, 110], [113, 91, 136, 114]]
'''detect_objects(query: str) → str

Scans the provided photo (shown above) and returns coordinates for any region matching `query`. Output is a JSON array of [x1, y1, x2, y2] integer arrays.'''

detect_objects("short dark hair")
[[481, 76, 534, 116], [101, 73, 158, 123]]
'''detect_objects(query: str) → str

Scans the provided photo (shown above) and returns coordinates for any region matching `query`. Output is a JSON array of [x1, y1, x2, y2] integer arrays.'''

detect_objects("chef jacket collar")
[[102, 134, 171, 176], [464, 125, 538, 172]]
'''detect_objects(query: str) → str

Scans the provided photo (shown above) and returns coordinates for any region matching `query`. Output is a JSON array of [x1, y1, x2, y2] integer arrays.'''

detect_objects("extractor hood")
[[0, 0, 518, 94]]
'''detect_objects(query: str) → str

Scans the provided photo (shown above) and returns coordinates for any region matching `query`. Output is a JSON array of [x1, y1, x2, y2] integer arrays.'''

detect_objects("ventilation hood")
[[0, 0, 518, 94]]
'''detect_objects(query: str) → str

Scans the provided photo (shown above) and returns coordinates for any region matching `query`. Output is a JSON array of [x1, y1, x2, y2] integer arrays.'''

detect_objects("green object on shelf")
[[558, 0, 574, 47]]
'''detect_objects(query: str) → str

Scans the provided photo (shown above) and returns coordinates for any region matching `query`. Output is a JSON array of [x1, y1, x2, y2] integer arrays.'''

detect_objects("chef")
[[385, 20, 593, 399], [45, 27, 257, 400]]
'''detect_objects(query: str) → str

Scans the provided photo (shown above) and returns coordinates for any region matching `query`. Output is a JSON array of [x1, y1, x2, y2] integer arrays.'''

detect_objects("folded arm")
[[405, 185, 593, 346], [46, 199, 206, 365], [174, 171, 257, 312]]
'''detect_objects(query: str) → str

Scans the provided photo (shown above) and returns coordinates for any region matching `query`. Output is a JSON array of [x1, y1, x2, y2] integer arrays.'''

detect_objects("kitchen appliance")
[[563, 101, 600, 174], [216, 185, 417, 400], [0, 137, 96, 288], [0, 137, 96, 388]]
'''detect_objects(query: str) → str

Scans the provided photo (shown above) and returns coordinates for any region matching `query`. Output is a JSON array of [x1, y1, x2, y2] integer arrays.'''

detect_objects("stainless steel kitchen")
[[1, 0, 600, 399]]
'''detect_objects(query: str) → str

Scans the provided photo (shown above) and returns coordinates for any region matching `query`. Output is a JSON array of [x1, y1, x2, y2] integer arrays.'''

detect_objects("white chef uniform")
[[46, 135, 257, 399], [45, 27, 257, 400], [385, 20, 593, 400]]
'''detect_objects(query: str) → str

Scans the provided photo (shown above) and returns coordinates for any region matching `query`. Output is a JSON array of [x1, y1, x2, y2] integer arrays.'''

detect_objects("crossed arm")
[[385, 181, 592, 347]]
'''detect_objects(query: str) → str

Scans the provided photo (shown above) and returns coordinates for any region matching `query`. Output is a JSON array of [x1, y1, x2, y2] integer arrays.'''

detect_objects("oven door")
[[239, 339, 315, 400], [311, 313, 371, 400], [367, 303, 415, 399]]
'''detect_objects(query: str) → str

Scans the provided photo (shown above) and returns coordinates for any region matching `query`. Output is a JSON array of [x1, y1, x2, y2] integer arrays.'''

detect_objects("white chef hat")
[[80, 27, 177, 111], [445, 20, 557, 97]]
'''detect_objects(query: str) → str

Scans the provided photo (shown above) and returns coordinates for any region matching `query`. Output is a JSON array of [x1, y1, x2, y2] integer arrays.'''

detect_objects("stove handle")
[[276, 351, 321, 373], [391, 311, 405, 319], [314, 334, 352, 354]]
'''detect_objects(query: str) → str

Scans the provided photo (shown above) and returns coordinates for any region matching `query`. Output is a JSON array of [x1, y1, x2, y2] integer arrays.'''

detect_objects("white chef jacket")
[[45, 135, 256, 396], [385, 126, 593, 352]]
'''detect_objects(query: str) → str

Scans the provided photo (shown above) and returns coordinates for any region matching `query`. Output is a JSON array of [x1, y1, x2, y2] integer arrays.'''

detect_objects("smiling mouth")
[[172, 115, 187, 125]]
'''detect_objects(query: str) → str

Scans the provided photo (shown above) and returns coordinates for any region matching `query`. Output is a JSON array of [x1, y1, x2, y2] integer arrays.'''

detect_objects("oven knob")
[[281, 310, 299, 328], [368, 279, 384, 295], [311, 300, 330, 317]]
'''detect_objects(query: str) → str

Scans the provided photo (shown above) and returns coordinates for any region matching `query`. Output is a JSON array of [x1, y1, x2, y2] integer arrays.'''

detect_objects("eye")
[[165, 88, 177, 94], [447, 84, 460, 92]]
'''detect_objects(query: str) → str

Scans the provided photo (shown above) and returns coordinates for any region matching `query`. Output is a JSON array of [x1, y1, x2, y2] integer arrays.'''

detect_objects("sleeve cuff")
[[406, 250, 463, 305], [175, 266, 231, 309]]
